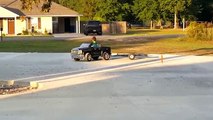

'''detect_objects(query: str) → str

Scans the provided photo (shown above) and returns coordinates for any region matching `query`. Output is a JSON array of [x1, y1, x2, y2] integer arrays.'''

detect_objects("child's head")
[[92, 36, 96, 41]]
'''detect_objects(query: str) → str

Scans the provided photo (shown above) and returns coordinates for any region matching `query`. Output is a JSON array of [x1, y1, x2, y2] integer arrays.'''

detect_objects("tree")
[[118, 0, 135, 22], [55, 0, 134, 21], [20, 0, 52, 12], [53, 0, 212, 23], [95, 0, 123, 21], [191, 0, 213, 21], [82, 0, 99, 20], [20, 0, 40, 11], [54, 0, 98, 20], [132, 0, 160, 29], [42, 0, 52, 12], [160, 0, 192, 29], [53, 0, 82, 11]]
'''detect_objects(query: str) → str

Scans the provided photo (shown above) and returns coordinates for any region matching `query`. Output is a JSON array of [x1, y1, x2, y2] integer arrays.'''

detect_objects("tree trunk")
[[158, 19, 162, 29], [150, 20, 153, 29], [183, 18, 185, 31], [174, 10, 177, 29]]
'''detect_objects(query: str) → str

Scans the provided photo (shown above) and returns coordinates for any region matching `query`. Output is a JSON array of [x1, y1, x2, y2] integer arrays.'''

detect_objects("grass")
[[125, 28, 186, 36], [108, 38, 213, 56], [0, 28, 212, 55], [0, 37, 213, 56], [0, 40, 81, 52]]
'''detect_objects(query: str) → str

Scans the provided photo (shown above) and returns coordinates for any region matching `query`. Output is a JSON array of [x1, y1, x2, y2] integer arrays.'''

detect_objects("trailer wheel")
[[128, 54, 135, 60]]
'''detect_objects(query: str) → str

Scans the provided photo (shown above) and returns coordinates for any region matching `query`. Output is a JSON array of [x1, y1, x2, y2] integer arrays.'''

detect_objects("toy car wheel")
[[74, 58, 80, 61], [128, 54, 135, 60], [85, 53, 92, 61], [103, 52, 110, 60]]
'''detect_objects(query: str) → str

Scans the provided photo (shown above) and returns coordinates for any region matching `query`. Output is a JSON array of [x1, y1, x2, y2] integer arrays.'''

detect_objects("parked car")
[[71, 43, 111, 61], [84, 21, 102, 35]]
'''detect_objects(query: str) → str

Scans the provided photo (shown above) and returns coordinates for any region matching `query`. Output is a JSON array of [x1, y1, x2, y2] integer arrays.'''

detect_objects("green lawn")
[[0, 28, 212, 55], [0, 37, 213, 56], [0, 40, 81, 53], [126, 28, 186, 36], [109, 38, 213, 56]]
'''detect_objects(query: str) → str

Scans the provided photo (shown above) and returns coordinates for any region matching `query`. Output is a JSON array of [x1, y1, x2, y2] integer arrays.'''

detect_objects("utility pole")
[[183, 18, 185, 31]]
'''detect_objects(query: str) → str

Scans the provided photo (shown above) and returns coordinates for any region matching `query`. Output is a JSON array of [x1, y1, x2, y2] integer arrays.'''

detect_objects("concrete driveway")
[[0, 53, 213, 120], [0, 52, 157, 81]]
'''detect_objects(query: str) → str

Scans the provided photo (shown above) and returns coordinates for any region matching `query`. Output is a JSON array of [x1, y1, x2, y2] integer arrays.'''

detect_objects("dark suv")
[[84, 21, 102, 35]]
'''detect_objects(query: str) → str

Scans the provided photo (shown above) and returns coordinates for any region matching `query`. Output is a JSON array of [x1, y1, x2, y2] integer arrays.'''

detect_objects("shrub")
[[187, 22, 213, 40], [44, 28, 48, 35], [1, 33, 6, 37], [22, 29, 29, 35]]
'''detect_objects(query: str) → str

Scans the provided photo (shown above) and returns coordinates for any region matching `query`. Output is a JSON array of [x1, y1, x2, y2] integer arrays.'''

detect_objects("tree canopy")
[[22, 0, 213, 24], [132, 0, 160, 22], [21, 0, 52, 12]]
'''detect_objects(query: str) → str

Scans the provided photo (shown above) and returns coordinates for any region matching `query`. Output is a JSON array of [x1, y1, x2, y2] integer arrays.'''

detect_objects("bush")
[[44, 28, 48, 35], [187, 22, 213, 40], [22, 29, 29, 35], [1, 33, 6, 37]]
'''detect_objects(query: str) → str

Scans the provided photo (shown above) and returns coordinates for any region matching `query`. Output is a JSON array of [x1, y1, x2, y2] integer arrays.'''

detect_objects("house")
[[0, 0, 82, 35]]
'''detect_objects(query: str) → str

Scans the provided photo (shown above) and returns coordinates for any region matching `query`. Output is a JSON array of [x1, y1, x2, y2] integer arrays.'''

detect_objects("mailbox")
[[0, 28, 3, 31]]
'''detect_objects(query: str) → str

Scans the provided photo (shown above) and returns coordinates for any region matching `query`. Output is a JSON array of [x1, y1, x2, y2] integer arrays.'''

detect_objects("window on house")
[[27, 18, 31, 29], [38, 18, 41, 29], [0, 18, 3, 29]]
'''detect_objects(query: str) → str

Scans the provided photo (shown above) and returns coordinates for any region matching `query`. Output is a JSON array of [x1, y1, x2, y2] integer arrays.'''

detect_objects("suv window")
[[87, 21, 101, 25], [79, 43, 90, 48]]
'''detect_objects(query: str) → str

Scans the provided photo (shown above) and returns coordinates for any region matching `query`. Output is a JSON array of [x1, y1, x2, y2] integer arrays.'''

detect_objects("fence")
[[102, 21, 127, 34]]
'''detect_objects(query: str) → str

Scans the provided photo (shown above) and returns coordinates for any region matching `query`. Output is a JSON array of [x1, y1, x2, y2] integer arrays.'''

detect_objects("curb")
[[0, 80, 41, 95]]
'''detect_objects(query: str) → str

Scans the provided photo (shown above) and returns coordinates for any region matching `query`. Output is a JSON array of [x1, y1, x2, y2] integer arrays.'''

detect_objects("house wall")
[[1, 16, 79, 35], [2, 19, 8, 34], [41, 17, 52, 33], [0, 7, 18, 18], [16, 19, 27, 34], [0, 7, 18, 35]]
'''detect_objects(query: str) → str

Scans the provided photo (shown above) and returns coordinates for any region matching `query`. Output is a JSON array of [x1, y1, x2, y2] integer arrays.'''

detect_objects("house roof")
[[0, 0, 82, 17], [0, 6, 19, 17]]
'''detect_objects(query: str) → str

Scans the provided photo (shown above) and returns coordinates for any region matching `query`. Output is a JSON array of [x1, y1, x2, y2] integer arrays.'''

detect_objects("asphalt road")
[[0, 53, 213, 120]]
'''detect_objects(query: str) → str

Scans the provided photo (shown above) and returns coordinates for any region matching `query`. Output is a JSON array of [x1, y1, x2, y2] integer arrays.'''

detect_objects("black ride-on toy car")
[[71, 43, 111, 61]]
